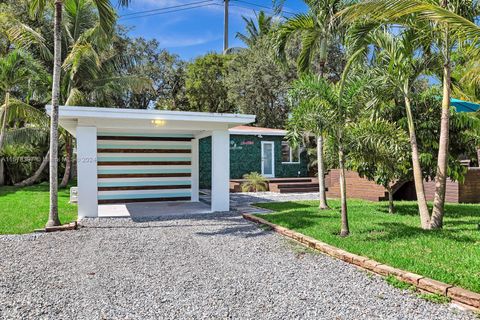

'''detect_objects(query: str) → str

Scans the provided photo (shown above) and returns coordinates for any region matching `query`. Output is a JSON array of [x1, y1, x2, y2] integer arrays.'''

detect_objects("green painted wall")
[[199, 135, 309, 188]]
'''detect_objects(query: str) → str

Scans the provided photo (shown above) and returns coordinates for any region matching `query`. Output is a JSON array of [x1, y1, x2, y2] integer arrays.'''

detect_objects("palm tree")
[[277, 0, 353, 75], [0, 50, 49, 184], [276, 0, 354, 210], [57, 0, 150, 187], [236, 11, 274, 47], [291, 73, 367, 237], [241, 172, 268, 192], [0, 6, 51, 58], [350, 28, 437, 228], [287, 84, 330, 209], [30, 0, 130, 228], [340, 0, 480, 228], [347, 118, 410, 214]]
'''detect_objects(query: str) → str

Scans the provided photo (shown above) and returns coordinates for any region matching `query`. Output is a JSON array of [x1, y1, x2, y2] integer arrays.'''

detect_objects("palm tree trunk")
[[60, 133, 72, 188], [404, 94, 430, 229], [0, 92, 8, 186], [387, 185, 395, 214], [0, 159, 4, 186], [431, 18, 451, 230], [317, 135, 329, 209], [0, 92, 10, 150], [338, 143, 349, 237], [14, 151, 49, 187], [318, 37, 327, 78], [46, 0, 63, 228]]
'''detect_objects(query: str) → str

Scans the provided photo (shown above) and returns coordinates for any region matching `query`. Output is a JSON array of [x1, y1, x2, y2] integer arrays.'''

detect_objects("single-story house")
[[47, 106, 256, 219], [199, 126, 310, 188]]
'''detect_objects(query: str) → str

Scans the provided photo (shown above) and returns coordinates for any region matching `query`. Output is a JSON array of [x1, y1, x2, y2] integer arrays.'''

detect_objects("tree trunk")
[[387, 185, 395, 214], [477, 148, 480, 167], [0, 159, 4, 186], [14, 151, 49, 187], [60, 133, 72, 188], [430, 17, 451, 230], [0, 92, 10, 151], [338, 144, 349, 237], [318, 37, 327, 78], [316, 135, 329, 209], [46, 0, 63, 228], [404, 94, 430, 229], [0, 93, 9, 186]]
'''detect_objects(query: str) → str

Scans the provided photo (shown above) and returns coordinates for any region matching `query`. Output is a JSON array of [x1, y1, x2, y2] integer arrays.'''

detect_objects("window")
[[281, 141, 300, 163]]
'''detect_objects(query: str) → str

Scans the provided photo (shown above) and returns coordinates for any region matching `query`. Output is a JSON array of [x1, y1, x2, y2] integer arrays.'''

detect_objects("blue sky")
[[116, 0, 308, 60]]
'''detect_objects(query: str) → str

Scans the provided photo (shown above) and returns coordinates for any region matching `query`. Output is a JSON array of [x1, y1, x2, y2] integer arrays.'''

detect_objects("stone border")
[[34, 221, 78, 233], [243, 213, 480, 311]]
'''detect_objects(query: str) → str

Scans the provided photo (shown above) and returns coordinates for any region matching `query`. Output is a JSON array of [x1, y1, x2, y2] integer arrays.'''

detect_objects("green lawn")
[[255, 199, 480, 294], [0, 183, 77, 234]]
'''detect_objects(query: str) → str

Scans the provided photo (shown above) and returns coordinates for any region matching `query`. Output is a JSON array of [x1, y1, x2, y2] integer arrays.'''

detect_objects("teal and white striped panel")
[[97, 134, 193, 203]]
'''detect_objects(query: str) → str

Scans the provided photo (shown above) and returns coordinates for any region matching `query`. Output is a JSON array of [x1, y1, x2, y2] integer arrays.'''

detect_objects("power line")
[[119, 3, 221, 21], [120, 0, 216, 17], [229, 3, 294, 16], [231, 0, 297, 15]]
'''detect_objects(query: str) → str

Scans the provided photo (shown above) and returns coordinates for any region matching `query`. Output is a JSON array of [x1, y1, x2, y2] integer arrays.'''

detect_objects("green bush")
[[241, 172, 268, 192]]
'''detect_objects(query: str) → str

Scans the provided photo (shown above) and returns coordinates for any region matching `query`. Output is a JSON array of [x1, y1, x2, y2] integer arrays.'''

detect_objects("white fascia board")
[[45, 105, 256, 125], [228, 130, 286, 136]]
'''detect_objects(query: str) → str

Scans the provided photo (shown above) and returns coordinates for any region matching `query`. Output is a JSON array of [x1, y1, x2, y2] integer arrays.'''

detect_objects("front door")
[[261, 141, 275, 178]]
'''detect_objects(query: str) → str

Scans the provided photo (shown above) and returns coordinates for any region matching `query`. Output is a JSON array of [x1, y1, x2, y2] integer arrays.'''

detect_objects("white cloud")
[[157, 33, 222, 47]]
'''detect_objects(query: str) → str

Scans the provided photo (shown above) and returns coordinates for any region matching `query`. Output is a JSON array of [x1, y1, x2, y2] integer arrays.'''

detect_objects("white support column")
[[211, 130, 230, 212], [76, 126, 98, 218], [191, 138, 199, 202]]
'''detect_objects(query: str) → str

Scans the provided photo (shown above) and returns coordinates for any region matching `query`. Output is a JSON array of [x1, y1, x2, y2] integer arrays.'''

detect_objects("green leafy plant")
[[241, 172, 268, 192]]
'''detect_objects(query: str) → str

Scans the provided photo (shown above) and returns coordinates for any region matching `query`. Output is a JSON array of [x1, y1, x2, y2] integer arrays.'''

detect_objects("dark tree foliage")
[[226, 37, 297, 128], [185, 53, 235, 113], [111, 32, 188, 109]]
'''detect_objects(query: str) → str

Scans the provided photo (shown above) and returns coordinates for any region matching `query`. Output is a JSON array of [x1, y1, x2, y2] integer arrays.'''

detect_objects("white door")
[[261, 141, 275, 178]]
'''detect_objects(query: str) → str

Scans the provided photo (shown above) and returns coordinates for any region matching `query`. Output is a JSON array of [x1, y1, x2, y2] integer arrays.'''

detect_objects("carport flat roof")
[[46, 105, 256, 123], [46, 106, 256, 137]]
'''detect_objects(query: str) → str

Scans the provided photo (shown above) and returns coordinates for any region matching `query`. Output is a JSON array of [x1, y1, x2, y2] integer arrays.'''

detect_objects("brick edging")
[[34, 221, 78, 233], [243, 213, 480, 310]]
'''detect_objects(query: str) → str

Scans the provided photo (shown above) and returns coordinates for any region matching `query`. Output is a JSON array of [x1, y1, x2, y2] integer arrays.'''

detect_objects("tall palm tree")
[[30, 0, 130, 228], [291, 73, 367, 237], [350, 28, 437, 228], [276, 0, 354, 210], [287, 83, 330, 210], [236, 11, 274, 47], [0, 50, 49, 184], [0, 5, 51, 58], [340, 0, 480, 229], [57, 0, 150, 187]]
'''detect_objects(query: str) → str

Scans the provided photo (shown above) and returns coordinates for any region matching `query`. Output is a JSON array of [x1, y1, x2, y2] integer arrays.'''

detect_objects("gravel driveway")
[[0, 213, 476, 320]]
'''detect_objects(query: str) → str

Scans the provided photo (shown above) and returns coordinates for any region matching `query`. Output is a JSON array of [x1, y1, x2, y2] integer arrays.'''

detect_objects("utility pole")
[[223, 0, 229, 53]]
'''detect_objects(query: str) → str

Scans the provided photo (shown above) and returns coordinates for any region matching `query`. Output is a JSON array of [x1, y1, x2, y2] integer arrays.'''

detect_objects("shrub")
[[241, 172, 268, 192]]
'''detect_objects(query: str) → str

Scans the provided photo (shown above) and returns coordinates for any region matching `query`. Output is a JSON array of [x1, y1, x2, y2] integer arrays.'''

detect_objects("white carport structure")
[[46, 106, 255, 219]]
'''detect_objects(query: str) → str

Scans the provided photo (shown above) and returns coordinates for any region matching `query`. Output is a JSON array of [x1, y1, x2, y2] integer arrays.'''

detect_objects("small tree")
[[347, 119, 410, 213], [292, 74, 367, 237], [286, 95, 330, 210]]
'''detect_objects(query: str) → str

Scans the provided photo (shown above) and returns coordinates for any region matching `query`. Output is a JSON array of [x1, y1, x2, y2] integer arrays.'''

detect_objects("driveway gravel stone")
[[0, 212, 476, 320]]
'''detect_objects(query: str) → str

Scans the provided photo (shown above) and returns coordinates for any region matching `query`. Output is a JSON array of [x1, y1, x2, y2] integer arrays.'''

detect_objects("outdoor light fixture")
[[151, 119, 166, 126]]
